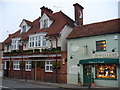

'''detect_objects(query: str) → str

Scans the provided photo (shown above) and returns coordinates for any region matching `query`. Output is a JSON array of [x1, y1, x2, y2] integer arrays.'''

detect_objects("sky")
[[0, 0, 119, 42]]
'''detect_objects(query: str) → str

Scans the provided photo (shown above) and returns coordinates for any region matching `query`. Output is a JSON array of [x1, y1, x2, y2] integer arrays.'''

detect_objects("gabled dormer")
[[19, 19, 32, 33], [40, 13, 53, 29], [40, 6, 53, 29]]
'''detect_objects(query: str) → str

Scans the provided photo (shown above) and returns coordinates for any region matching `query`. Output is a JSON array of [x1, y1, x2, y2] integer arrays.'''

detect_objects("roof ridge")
[[83, 18, 120, 26]]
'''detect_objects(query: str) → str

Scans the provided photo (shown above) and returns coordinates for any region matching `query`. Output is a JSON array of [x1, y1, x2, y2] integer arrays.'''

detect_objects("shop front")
[[79, 58, 120, 87]]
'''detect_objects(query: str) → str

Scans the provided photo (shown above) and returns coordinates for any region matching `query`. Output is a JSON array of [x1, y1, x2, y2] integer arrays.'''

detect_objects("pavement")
[[2, 77, 119, 89]]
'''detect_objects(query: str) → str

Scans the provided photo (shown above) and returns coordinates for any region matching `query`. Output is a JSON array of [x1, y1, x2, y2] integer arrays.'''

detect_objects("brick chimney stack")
[[40, 6, 53, 16], [73, 3, 84, 26]]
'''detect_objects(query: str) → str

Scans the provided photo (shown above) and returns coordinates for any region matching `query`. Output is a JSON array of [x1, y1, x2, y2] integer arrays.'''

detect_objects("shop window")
[[25, 61, 31, 71], [13, 61, 20, 70], [96, 40, 106, 52], [45, 61, 53, 72], [96, 64, 117, 79]]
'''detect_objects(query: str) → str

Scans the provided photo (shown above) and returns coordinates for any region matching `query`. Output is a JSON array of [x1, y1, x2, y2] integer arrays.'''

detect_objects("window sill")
[[45, 71, 53, 73], [13, 69, 20, 71], [25, 70, 31, 71], [95, 78, 117, 80]]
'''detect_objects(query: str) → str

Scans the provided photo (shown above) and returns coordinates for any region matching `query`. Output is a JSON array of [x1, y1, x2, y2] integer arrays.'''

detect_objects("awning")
[[79, 58, 119, 64]]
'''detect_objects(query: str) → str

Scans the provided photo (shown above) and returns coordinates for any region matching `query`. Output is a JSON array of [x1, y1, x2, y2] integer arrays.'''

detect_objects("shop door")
[[83, 64, 91, 86]]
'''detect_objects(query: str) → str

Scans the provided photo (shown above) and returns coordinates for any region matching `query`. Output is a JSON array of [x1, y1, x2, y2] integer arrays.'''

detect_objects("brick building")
[[2, 6, 75, 83]]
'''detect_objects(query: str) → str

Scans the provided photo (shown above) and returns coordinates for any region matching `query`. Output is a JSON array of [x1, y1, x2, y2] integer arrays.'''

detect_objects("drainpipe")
[[35, 61, 37, 80], [55, 37, 58, 83]]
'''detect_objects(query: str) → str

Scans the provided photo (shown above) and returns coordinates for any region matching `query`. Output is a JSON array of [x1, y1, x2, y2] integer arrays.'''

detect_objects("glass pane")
[[96, 64, 116, 79]]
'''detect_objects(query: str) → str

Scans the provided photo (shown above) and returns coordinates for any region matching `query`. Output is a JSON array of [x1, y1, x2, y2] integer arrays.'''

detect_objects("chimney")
[[73, 3, 84, 26], [40, 6, 53, 16]]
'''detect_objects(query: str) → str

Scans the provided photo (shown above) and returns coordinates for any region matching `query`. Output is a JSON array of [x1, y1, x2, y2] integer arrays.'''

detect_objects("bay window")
[[29, 34, 46, 48]]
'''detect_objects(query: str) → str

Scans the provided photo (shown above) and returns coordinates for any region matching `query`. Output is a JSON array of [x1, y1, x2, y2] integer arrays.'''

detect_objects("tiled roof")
[[23, 19, 33, 26], [3, 9, 74, 44], [67, 18, 120, 39], [3, 30, 20, 44]]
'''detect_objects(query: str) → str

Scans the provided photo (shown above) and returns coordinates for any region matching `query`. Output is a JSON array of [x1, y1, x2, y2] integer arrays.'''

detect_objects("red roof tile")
[[3, 30, 20, 44], [3, 9, 74, 44], [67, 18, 120, 39]]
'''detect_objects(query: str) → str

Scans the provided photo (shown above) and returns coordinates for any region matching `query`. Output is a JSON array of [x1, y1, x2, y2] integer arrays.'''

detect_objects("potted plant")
[[91, 73, 96, 86], [52, 61, 61, 69], [77, 72, 82, 86], [40, 62, 44, 69], [20, 61, 25, 69]]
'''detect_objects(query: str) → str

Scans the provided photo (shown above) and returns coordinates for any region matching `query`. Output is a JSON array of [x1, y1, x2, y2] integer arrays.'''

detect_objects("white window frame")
[[11, 38, 21, 50], [40, 19, 49, 29], [25, 61, 31, 71], [45, 61, 53, 72], [29, 34, 47, 48], [13, 61, 20, 70], [22, 25, 26, 33], [4, 61, 7, 70]]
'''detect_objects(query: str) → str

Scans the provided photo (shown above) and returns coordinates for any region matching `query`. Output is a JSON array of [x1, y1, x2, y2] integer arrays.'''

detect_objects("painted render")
[[67, 33, 120, 87]]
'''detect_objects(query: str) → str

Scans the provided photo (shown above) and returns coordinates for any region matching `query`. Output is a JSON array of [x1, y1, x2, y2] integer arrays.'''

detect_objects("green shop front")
[[79, 58, 120, 87]]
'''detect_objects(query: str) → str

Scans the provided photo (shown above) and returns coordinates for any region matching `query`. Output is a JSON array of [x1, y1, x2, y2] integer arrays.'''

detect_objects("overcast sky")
[[0, 0, 119, 42]]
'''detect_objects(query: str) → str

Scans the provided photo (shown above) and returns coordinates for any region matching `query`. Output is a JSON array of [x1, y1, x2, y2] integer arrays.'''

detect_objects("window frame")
[[11, 38, 20, 50], [29, 34, 47, 48], [4, 61, 7, 70], [96, 40, 107, 52], [25, 61, 31, 71], [22, 25, 26, 33], [45, 61, 53, 72], [13, 61, 20, 70]]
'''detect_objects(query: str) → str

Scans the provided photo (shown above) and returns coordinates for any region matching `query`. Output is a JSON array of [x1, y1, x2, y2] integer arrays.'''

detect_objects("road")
[[1, 78, 65, 90], [1, 78, 119, 90]]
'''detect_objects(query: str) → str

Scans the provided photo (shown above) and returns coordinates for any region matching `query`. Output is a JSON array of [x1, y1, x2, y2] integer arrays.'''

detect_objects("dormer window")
[[40, 19, 49, 29], [22, 25, 26, 33]]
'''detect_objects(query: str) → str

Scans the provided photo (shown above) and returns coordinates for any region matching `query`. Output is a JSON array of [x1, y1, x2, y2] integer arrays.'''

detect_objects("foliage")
[[52, 61, 61, 69], [20, 61, 25, 68]]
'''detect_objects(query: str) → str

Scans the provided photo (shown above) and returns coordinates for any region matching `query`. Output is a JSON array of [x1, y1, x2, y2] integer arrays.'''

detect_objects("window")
[[43, 19, 48, 28], [25, 61, 31, 71], [40, 19, 49, 29], [22, 25, 26, 33], [45, 61, 53, 72], [13, 61, 20, 70], [29, 35, 46, 48], [96, 64, 117, 79], [11, 39, 20, 50], [96, 40, 106, 51], [4, 61, 7, 70]]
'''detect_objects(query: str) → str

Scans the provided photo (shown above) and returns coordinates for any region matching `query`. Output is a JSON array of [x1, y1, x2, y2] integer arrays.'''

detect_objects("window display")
[[96, 64, 116, 79]]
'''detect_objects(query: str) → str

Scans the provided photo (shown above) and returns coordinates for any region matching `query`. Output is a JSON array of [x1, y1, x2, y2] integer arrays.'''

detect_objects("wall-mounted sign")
[[71, 45, 79, 52], [92, 52, 119, 58]]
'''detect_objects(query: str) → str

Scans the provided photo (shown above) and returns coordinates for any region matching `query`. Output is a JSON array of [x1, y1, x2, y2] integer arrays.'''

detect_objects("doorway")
[[83, 64, 92, 86]]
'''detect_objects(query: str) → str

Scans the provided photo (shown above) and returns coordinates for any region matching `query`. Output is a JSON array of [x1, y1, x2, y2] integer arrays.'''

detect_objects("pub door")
[[83, 64, 92, 86], [5, 61, 9, 77]]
